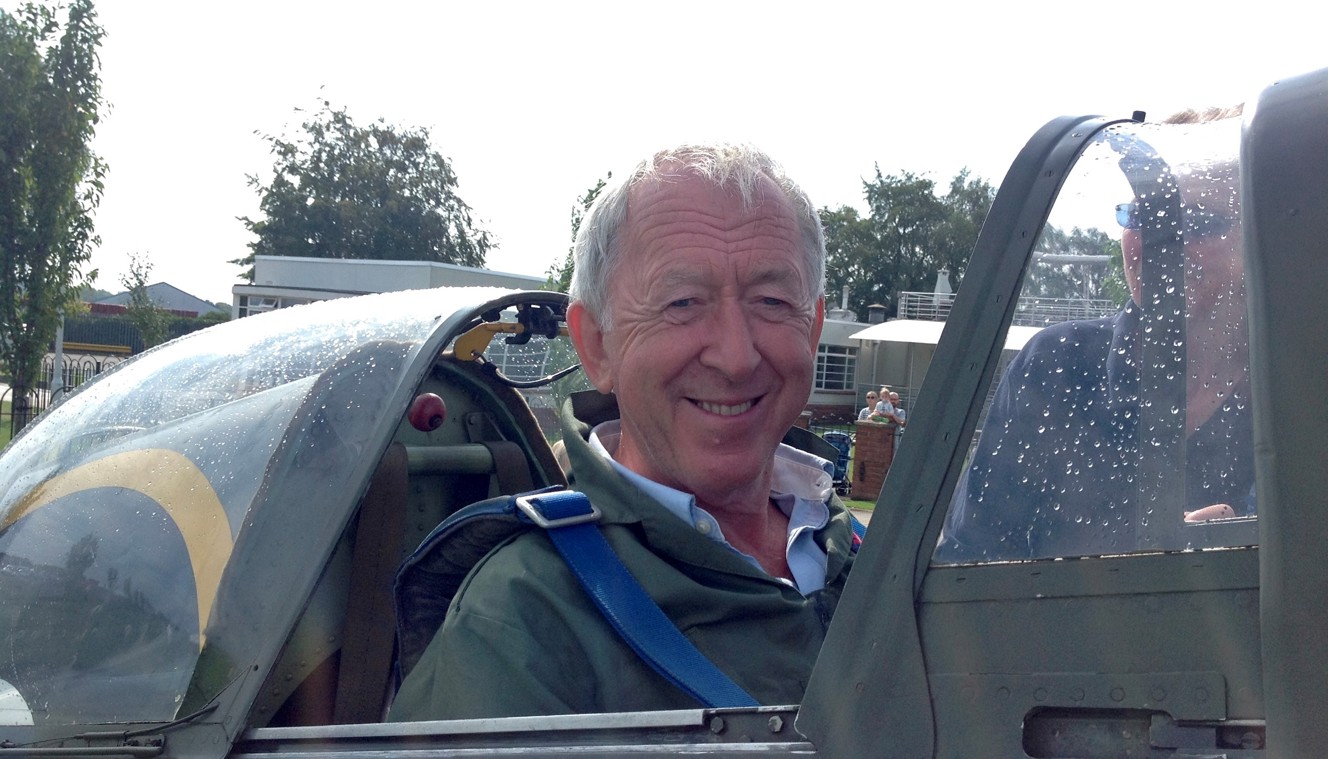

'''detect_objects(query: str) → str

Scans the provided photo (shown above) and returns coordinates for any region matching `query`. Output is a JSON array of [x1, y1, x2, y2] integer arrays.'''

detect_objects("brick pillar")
[[852, 421, 896, 502]]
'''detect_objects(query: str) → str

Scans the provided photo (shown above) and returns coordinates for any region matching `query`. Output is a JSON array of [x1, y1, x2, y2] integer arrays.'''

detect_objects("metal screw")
[[768, 715, 784, 733], [708, 716, 725, 734]]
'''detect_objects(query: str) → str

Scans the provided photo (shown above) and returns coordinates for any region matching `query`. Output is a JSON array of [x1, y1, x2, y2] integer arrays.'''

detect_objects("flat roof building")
[[231, 256, 549, 319]]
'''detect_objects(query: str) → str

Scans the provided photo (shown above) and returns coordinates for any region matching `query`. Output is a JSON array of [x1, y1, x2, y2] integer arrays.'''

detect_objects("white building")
[[231, 256, 548, 319]]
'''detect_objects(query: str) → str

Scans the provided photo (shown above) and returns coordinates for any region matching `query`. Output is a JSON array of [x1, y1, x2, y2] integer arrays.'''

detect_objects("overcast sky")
[[29, 0, 1327, 304]]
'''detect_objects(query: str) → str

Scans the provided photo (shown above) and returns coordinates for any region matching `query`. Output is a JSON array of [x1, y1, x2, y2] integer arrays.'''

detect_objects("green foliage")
[[235, 102, 493, 279], [200, 308, 231, 325], [78, 282, 113, 301], [119, 253, 168, 349], [0, 0, 106, 429], [823, 169, 996, 319], [1023, 226, 1128, 306], [546, 173, 610, 293], [1099, 241, 1131, 306], [1, 397, 11, 449]]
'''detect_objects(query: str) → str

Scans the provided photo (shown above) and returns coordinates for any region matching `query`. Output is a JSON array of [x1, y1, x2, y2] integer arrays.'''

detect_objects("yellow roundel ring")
[[2, 449, 232, 649]]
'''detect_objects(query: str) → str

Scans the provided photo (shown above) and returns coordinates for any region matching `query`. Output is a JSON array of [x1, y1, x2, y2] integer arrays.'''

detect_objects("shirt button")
[[696, 520, 713, 535]]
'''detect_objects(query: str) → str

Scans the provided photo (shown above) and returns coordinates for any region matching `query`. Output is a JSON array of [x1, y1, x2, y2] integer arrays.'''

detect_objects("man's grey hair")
[[568, 143, 826, 330]]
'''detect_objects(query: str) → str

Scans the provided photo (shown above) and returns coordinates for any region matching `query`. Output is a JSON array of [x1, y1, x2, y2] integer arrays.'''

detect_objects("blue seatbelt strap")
[[515, 488, 759, 709], [850, 512, 867, 550]]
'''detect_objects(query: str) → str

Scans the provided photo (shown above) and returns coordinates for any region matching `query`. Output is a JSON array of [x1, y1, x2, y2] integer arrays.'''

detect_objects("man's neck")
[[701, 494, 793, 581], [658, 466, 794, 582], [587, 419, 801, 581]]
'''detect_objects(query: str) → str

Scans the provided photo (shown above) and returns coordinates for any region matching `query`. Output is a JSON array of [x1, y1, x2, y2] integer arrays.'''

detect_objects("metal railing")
[[897, 291, 1117, 325], [3, 351, 127, 440]]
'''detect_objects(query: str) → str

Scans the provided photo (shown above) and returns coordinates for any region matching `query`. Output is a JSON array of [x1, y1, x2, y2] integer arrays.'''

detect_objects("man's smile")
[[693, 397, 759, 416]]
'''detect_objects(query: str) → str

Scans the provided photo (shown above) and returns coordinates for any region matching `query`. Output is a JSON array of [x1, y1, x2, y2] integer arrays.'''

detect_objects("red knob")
[[408, 393, 446, 431]]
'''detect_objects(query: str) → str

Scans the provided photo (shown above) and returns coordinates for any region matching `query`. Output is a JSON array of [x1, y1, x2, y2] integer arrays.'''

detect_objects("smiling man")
[[391, 143, 858, 719]]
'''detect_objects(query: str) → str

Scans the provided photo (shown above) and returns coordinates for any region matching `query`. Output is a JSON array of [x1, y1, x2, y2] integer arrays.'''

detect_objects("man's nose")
[[698, 300, 762, 379]]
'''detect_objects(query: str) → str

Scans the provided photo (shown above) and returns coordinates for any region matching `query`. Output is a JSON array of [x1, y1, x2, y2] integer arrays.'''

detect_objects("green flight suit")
[[390, 392, 857, 720]]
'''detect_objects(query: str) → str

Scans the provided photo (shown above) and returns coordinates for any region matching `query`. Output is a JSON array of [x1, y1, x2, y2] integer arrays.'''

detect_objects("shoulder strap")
[[394, 494, 532, 677], [516, 489, 758, 709], [393, 487, 758, 708], [337, 442, 409, 723], [850, 512, 867, 548]]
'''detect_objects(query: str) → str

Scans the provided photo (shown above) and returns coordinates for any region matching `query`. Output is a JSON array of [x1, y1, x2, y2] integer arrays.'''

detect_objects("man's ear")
[[1122, 229, 1143, 306], [566, 301, 614, 394]]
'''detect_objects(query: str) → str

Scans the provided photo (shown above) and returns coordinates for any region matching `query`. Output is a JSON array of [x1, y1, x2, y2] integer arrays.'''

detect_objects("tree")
[[823, 168, 996, 319], [820, 204, 880, 310], [546, 173, 610, 292], [1024, 226, 1127, 305], [120, 253, 168, 349], [542, 174, 612, 423], [78, 282, 113, 301], [235, 102, 494, 280], [0, 0, 106, 431], [201, 306, 231, 325]]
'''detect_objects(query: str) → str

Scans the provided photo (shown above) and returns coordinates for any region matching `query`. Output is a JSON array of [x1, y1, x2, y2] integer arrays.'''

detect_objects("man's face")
[[1121, 172, 1246, 343], [568, 172, 824, 504], [1120, 169, 1248, 412]]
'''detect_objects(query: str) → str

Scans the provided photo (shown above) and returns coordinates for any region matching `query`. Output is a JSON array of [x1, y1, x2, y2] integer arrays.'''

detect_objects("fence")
[[2, 311, 221, 441], [897, 291, 1117, 326], [3, 349, 127, 440]]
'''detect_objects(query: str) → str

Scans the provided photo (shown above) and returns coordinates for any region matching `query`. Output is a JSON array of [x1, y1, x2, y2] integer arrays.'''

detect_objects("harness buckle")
[[515, 491, 602, 529]]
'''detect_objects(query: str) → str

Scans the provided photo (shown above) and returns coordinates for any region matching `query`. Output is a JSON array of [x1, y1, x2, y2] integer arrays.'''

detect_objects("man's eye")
[[668, 298, 695, 309], [760, 297, 789, 308]]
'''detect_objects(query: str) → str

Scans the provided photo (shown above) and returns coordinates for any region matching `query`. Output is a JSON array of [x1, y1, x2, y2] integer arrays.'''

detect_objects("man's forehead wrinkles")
[[640, 262, 809, 308], [631, 204, 798, 239], [651, 261, 802, 287], [639, 229, 802, 255]]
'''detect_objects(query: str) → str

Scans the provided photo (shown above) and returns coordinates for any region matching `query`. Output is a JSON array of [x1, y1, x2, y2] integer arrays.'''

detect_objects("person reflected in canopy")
[[938, 106, 1254, 562]]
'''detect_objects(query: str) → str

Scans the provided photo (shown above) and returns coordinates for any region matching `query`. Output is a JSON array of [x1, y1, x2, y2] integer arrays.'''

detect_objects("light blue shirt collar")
[[587, 421, 834, 595]]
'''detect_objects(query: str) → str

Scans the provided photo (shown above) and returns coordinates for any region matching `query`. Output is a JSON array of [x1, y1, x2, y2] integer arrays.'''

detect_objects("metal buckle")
[[515, 493, 602, 529]]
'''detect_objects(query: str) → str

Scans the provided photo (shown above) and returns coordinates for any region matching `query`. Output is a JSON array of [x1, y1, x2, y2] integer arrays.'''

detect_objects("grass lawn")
[[0, 398, 10, 449]]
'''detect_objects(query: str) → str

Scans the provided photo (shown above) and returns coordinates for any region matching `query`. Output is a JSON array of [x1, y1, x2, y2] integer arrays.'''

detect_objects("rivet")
[[1110, 687, 1126, 703], [768, 715, 784, 733], [709, 716, 726, 734]]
